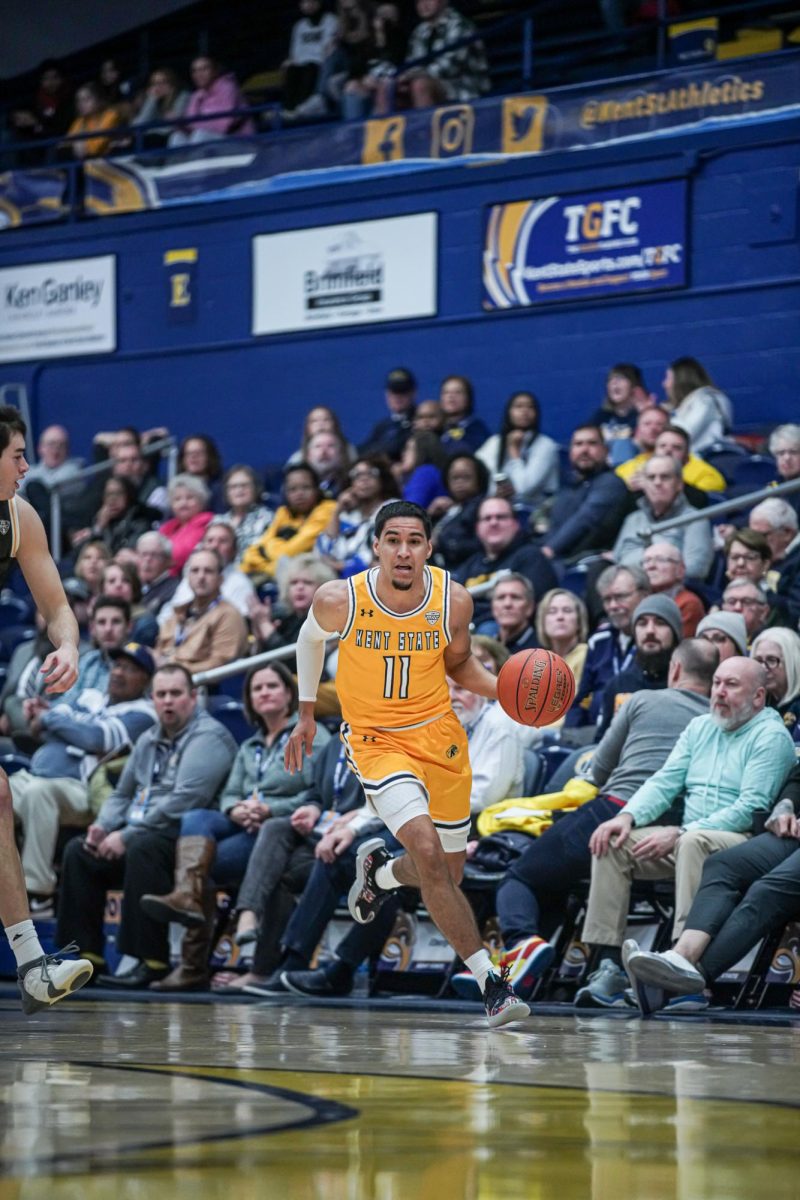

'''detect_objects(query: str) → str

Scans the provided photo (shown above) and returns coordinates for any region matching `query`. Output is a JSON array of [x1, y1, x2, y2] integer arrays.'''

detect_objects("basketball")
[[496, 648, 576, 727]]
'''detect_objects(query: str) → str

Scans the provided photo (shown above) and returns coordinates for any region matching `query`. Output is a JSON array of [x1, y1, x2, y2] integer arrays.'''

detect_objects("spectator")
[[169, 56, 254, 145], [71, 538, 111, 599], [578, 656, 795, 1007], [454, 496, 558, 625], [164, 519, 255, 620], [101, 561, 159, 648], [662, 356, 732, 454], [476, 573, 538, 655], [623, 765, 800, 1013], [98, 58, 134, 120], [240, 464, 336, 582], [132, 67, 190, 146], [412, 399, 445, 436], [135, 531, 179, 618], [398, 430, 449, 508], [12, 643, 156, 912], [142, 662, 330, 991], [10, 60, 73, 159], [221, 465, 274, 562], [437, 375, 490, 455], [696, 611, 748, 661], [159, 474, 214, 577], [110, 440, 168, 516], [281, 0, 340, 118], [51, 594, 131, 711], [19, 424, 82, 498], [358, 368, 417, 461], [596, 594, 682, 737], [748, 498, 800, 628], [177, 434, 225, 512], [642, 543, 705, 637], [588, 363, 646, 446], [429, 453, 489, 571], [376, 0, 490, 112], [653, 425, 726, 499], [57, 664, 237, 988], [535, 588, 589, 700], [720, 579, 771, 644], [305, 430, 352, 497], [341, 3, 405, 120], [73, 476, 159, 557], [477, 391, 559, 509], [317, 455, 398, 577], [156, 548, 248, 675], [565, 563, 650, 730], [216, 733, 367, 993], [612, 455, 713, 579], [724, 529, 771, 589], [611, 404, 669, 474], [63, 81, 121, 159], [751, 628, 800, 743], [768, 424, 800, 519], [287, 406, 357, 468], [491, 638, 717, 1001], [542, 425, 632, 563]]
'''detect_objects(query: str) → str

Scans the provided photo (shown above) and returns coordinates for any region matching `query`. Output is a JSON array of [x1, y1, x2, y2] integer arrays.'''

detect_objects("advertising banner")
[[0, 254, 116, 363], [483, 180, 687, 308], [252, 213, 437, 335]]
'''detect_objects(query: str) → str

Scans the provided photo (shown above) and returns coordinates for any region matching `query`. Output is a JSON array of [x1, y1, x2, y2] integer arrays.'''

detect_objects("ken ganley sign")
[[0, 255, 116, 363], [252, 213, 437, 335], [483, 180, 686, 308]]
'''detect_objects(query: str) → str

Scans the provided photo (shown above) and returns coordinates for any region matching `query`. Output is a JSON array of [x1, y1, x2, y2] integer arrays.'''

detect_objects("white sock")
[[6, 920, 45, 969], [374, 860, 401, 891], [464, 949, 494, 994]]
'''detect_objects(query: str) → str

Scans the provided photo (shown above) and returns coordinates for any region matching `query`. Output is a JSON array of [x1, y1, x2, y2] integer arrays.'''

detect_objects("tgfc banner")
[[483, 180, 687, 309]]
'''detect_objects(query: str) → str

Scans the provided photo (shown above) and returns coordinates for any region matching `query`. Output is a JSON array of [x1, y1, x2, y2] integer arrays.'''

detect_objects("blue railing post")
[[657, 0, 668, 71], [522, 16, 534, 89]]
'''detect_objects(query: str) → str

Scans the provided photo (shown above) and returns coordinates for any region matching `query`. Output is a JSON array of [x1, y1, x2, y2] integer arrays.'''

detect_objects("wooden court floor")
[[1, 994, 799, 1199]]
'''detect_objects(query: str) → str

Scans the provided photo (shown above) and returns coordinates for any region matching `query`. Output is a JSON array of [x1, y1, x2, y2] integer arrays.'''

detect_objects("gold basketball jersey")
[[337, 565, 452, 730]]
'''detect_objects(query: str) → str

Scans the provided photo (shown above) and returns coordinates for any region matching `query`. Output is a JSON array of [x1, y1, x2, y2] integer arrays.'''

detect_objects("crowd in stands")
[[3, 353, 799, 1016]]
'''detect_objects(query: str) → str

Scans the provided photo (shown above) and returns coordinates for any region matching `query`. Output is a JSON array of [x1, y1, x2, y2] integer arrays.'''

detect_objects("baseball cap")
[[109, 641, 156, 677], [385, 367, 417, 395]]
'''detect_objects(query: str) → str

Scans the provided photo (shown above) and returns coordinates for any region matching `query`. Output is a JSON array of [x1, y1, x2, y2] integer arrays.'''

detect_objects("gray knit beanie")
[[632, 594, 683, 644], [696, 611, 748, 657]]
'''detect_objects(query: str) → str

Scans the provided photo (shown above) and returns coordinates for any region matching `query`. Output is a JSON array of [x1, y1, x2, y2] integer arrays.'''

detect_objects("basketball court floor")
[[1, 992, 799, 1198]]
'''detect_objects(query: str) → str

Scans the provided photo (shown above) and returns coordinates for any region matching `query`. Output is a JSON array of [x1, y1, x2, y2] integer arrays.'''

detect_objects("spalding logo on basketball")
[[497, 648, 576, 728]]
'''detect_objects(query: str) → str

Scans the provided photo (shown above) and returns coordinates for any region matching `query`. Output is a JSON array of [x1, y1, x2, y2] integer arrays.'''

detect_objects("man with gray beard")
[[579, 657, 796, 982]]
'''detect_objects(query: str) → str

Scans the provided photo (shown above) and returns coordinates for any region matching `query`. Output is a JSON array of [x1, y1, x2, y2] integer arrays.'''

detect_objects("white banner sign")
[[252, 213, 437, 335], [0, 255, 116, 363]]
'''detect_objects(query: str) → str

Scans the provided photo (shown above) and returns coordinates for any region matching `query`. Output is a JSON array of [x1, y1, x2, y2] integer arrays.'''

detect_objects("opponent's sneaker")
[[348, 838, 393, 924], [17, 943, 94, 1015], [484, 963, 531, 1029]]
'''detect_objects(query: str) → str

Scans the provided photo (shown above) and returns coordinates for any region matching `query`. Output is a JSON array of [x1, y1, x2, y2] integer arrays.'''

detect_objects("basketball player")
[[0, 407, 93, 1013], [285, 500, 530, 1027]]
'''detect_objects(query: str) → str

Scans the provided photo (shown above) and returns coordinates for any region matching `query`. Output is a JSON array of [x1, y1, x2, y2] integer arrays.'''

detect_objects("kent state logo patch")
[[425, 611, 440, 625], [446, 744, 459, 759], [0, 521, 9, 535]]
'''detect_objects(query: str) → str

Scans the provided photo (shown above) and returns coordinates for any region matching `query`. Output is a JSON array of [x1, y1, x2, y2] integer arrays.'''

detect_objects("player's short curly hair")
[[0, 406, 27, 456], [373, 500, 432, 540]]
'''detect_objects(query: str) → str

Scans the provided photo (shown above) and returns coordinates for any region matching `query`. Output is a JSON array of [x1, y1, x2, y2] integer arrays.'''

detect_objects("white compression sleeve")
[[296, 607, 337, 702]]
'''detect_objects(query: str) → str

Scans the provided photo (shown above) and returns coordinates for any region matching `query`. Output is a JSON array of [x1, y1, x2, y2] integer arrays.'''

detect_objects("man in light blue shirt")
[[582, 656, 796, 956]]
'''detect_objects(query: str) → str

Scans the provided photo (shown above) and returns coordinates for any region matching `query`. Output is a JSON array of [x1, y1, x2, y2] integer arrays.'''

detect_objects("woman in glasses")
[[724, 529, 771, 586], [316, 454, 398, 577], [751, 628, 800, 744]]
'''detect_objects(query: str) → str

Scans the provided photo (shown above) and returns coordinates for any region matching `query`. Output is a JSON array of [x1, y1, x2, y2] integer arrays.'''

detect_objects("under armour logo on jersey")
[[360, 608, 374, 617], [362, 734, 377, 743]]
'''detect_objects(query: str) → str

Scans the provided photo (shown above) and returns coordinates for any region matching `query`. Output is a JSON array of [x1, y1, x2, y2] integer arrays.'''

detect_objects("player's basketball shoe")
[[484, 963, 531, 1028], [17, 943, 94, 1015], [348, 838, 393, 924]]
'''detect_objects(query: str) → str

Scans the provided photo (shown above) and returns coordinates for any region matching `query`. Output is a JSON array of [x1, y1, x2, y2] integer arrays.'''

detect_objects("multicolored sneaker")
[[451, 936, 554, 1000], [17, 943, 94, 1015], [347, 838, 393, 925], [574, 959, 633, 1009], [484, 963, 531, 1029]]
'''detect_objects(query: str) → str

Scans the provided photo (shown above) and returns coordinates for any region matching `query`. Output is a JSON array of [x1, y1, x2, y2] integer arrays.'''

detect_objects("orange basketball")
[[496, 648, 576, 728]]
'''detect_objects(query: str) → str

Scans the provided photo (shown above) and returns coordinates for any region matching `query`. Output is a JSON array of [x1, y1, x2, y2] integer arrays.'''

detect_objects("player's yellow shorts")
[[341, 709, 472, 852]]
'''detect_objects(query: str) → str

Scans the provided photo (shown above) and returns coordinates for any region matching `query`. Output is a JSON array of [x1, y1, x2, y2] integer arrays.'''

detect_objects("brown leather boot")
[[140, 836, 215, 928], [150, 889, 217, 992]]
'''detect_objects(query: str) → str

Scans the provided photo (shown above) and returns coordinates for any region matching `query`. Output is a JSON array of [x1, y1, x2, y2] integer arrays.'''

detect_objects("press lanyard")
[[250, 743, 266, 803], [130, 750, 163, 824], [332, 744, 349, 805]]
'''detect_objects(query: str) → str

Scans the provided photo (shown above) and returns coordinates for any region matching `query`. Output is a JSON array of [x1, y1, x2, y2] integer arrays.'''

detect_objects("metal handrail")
[[646, 475, 800, 538], [43, 435, 178, 556], [191, 572, 508, 688]]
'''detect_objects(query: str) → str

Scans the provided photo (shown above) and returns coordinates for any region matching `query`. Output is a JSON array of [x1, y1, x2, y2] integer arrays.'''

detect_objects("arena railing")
[[645, 475, 800, 541], [44, 434, 178, 557], [191, 574, 505, 693]]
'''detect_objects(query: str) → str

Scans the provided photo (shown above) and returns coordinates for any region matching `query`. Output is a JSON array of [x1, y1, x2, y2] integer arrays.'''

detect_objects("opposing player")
[[285, 500, 530, 1027], [0, 407, 93, 1013]]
